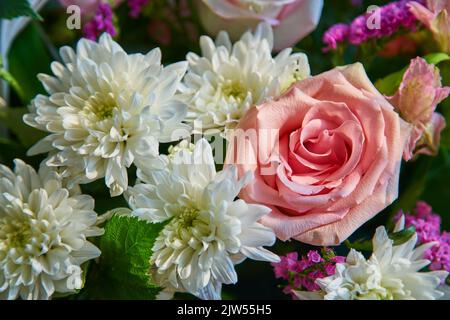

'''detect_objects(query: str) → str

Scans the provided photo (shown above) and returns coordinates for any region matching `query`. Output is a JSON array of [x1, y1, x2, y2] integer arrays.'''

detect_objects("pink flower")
[[409, 0, 450, 52], [322, 23, 349, 52], [399, 202, 441, 243], [272, 249, 345, 298], [272, 252, 299, 280], [195, 0, 324, 51], [307, 250, 322, 263], [59, 0, 123, 20], [82, 2, 117, 40], [399, 201, 450, 276], [387, 57, 450, 160], [323, 0, 422, 51], [226, 63, 410, 246], [324, 263, 336, 276]]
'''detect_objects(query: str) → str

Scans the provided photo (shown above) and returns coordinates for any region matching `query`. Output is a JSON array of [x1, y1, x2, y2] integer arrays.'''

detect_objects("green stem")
[[0, 56, 26, 102]]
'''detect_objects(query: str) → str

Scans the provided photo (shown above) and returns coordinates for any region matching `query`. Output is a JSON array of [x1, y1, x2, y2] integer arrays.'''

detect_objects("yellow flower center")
[[239, 0, 269, 13], [1, 218, 31, 249], [177, 207, 199, 229], [83, 92, 117, 120], [221, 81, 248, 101]]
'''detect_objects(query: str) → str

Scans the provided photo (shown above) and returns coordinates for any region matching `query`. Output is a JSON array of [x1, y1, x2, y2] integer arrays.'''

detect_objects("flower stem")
[[0, 55, 26, 103]]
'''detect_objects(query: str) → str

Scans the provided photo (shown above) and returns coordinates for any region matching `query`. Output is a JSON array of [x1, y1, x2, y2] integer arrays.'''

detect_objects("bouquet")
[[0, 0, 449, 301]]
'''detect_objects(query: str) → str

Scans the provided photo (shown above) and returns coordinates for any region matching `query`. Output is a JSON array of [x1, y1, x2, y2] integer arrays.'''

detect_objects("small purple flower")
[[82, 3, 116, 40], [348, 15, 369, 45], [331, 256, 346, 264], [324, 263, 336, 276], [272, 252, 299, 280], [398, 201, 450, 277], [324, 0, 424, 50], [323, 23, 349, 52], [128, 0, 150, 18], [307, 250, 323, 264], [272, 249, 345, 298], [296, 258, 311, 272]]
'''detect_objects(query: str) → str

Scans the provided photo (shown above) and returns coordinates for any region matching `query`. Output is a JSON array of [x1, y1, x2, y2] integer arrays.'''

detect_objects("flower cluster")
[[323, 0, 423, 51], [397, 201, 450, 275], [0, 160, 103, 300], [127, 139, 279, 300], [180, 22, 310, 133], [294, 217, 449, 300], [83, 2, 117, 40], [24, 33, 189, 197], [3, 0, 450, 301], [322, 23, 349, 52], [272, 249, 345, 299]]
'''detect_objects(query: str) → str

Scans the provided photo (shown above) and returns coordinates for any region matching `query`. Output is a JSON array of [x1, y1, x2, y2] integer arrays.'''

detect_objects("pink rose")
[[226, 63, 410, 246], [196, 0, 323, 51]]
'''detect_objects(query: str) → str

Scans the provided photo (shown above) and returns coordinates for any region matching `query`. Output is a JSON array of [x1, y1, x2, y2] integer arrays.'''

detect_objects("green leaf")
[[83, 213, 166, 299], [375, 53, 450, 95], [8, 23, 52, 104], [0, 107, 46, 147], [424, 52, 450, 66], [344, 226, 416, 252], [375, 68, 406, 96], [0, 0, 42, 20]]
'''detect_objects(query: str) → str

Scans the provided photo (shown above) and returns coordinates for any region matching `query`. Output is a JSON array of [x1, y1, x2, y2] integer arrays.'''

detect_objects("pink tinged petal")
[[197, 0, 323, 51], [414, 112, 446, 157], [226, 63, 408, 245], [408, 1, 435, 28], [273, 0, 324, 50], [424, 8, 450, 53], [391, 57, 445, 124], [388, 57, 450, 160]]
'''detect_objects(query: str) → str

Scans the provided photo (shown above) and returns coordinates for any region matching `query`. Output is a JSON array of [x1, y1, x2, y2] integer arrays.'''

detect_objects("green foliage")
[[0, 0, 42, 20], [8, 23, 52, 105], [0, 107, 45, 147], [81, 212, 166, 299]]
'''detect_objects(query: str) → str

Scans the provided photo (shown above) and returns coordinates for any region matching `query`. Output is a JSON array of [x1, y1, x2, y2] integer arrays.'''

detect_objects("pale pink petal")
[[387, 57, 450, 160]]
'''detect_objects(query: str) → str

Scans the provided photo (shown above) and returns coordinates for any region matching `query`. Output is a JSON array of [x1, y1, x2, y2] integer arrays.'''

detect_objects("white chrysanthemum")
[[126, 139, 279, 300], [180, 22, 310, 133], [24, 33, 190, 196], [0, 160, 103, 300], [296, 217, 449, 300]]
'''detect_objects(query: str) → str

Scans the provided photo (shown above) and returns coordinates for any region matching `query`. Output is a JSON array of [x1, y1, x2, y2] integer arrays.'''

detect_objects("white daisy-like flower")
[[179, 22, 310, 133], [126, 139, 279, 300], [0, 159, 103, 300], [24, 33, 190, 196], [296, 217, 449, 300]]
